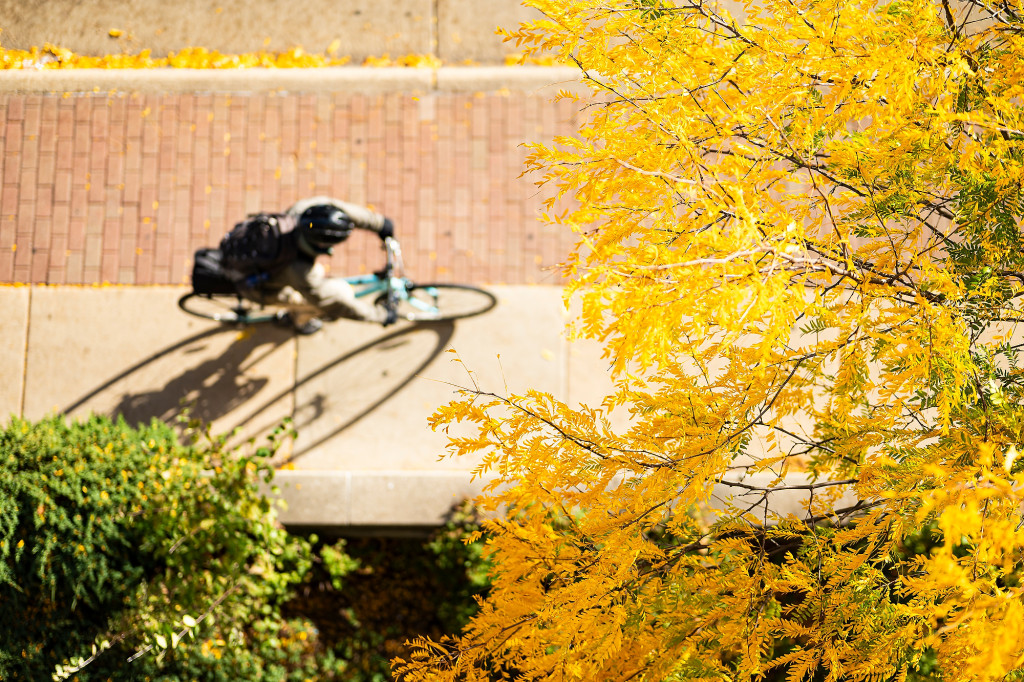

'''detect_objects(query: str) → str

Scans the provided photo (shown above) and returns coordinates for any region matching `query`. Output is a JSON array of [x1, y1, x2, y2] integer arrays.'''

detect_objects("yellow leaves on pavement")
[[0, 42, 561, 70]]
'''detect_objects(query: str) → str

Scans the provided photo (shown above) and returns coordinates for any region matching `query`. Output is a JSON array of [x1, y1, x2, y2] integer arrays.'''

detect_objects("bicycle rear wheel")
[[395, 284, 497, 321], [178, 292, 283, 324]]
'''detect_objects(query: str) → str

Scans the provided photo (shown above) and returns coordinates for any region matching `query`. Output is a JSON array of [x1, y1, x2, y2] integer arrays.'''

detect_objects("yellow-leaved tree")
[[396, 0, 1024, 679]]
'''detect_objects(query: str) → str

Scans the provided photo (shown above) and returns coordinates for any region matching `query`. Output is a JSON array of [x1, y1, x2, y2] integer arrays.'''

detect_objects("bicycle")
[[178, 237, 497, 326]]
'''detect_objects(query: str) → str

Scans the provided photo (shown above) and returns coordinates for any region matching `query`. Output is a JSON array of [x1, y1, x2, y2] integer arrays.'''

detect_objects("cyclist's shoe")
[[381, 291, 399, 327], [275, 312, 323, 335], [294, 317, 323, 335]]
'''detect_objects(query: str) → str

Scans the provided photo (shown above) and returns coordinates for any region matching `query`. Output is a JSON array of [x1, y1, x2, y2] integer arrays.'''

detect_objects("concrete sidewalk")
[[0, 63, 601, 528], [2, 284, 858, 528], [2, 283, 621, 527], [0, 0, 543, 65]]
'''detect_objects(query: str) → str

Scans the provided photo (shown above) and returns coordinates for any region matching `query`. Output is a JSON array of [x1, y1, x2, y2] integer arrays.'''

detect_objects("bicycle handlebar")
[[382, 236, 404, 278]]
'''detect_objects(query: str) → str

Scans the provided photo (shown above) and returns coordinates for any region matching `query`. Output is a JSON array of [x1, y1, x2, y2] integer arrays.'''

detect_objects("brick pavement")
[[0, 86, 582, 286]]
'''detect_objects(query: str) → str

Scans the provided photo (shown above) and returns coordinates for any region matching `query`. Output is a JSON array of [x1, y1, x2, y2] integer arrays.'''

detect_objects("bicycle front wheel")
[[396, 284, 497, 321], [178, 292, 283, 325]]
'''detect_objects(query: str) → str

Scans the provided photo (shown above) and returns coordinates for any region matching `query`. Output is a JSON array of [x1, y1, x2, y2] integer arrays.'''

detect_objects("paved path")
[[0, 0, 541, 65], [3, 283, 628, 527]]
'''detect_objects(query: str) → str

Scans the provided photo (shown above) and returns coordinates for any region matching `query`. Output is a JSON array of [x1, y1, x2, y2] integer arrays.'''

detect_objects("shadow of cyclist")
[[268, 321, 456, 465], [110, 338, 275, 427], [63, 326, 289, 432], [62, 320, 455, 457]]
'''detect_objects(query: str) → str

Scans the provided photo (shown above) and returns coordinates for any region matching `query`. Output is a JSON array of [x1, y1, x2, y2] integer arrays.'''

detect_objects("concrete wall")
[[0, 0, 542, 64]]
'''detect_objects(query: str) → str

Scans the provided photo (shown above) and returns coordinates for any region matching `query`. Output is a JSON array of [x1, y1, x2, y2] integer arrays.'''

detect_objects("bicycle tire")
[[177, 292, 283, 325], [395, 284, 497, 321]]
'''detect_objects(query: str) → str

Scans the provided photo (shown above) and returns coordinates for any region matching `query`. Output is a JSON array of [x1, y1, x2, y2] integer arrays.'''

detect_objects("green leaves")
[[0, 414, 314, 680]]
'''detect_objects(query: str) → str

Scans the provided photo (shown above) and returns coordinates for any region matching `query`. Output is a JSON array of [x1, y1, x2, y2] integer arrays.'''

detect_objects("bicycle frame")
[[345, 237, 440, 317]]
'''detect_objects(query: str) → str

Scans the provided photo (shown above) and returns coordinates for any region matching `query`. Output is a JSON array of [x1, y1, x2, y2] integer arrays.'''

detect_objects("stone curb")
[[0, 65, 588, 95], [269, 469, 859, 529], [270, 470, 489, 527]]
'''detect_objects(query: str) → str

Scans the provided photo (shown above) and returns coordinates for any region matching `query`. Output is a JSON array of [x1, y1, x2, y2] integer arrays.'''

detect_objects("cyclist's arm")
[[285, 196, 390, 236]]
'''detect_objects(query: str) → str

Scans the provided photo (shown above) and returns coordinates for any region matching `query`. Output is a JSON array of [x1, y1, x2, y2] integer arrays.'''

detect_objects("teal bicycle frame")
[[348, 237, 439, 318]]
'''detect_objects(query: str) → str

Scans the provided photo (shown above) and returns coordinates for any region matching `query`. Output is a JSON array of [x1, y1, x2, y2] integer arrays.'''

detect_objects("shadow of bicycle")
[[63, 320, 456, 464]]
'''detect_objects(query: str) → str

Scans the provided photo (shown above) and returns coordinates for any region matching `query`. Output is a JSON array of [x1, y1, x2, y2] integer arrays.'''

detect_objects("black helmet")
[[299, 205, 353, 252]]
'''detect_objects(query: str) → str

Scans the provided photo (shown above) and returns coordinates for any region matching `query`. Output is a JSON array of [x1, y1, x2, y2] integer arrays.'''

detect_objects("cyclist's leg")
[[280, 261, 388, 324], [252, 272, 317, 328], [309, 275, 388, 324]]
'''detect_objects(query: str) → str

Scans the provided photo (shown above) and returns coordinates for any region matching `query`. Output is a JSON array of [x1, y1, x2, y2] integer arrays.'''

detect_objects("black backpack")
[[219, 213, 286, 276], [190, 247, 237, 294]]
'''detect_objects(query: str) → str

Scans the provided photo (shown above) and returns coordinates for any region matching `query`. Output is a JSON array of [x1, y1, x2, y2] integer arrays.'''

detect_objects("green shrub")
[[0, 414, 326, 681], [0, 414, 490, 681]]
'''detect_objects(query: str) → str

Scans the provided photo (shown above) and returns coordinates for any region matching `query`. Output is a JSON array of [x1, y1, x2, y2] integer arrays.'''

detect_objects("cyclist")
[[230, 196, 396, 335]]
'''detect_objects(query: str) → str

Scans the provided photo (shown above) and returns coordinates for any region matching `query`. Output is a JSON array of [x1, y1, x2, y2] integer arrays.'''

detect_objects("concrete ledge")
[[272, 470, 488, 527], [271, 469, 860, 529], [0, 65, 586, 94], [710, 472, 860, 521]]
